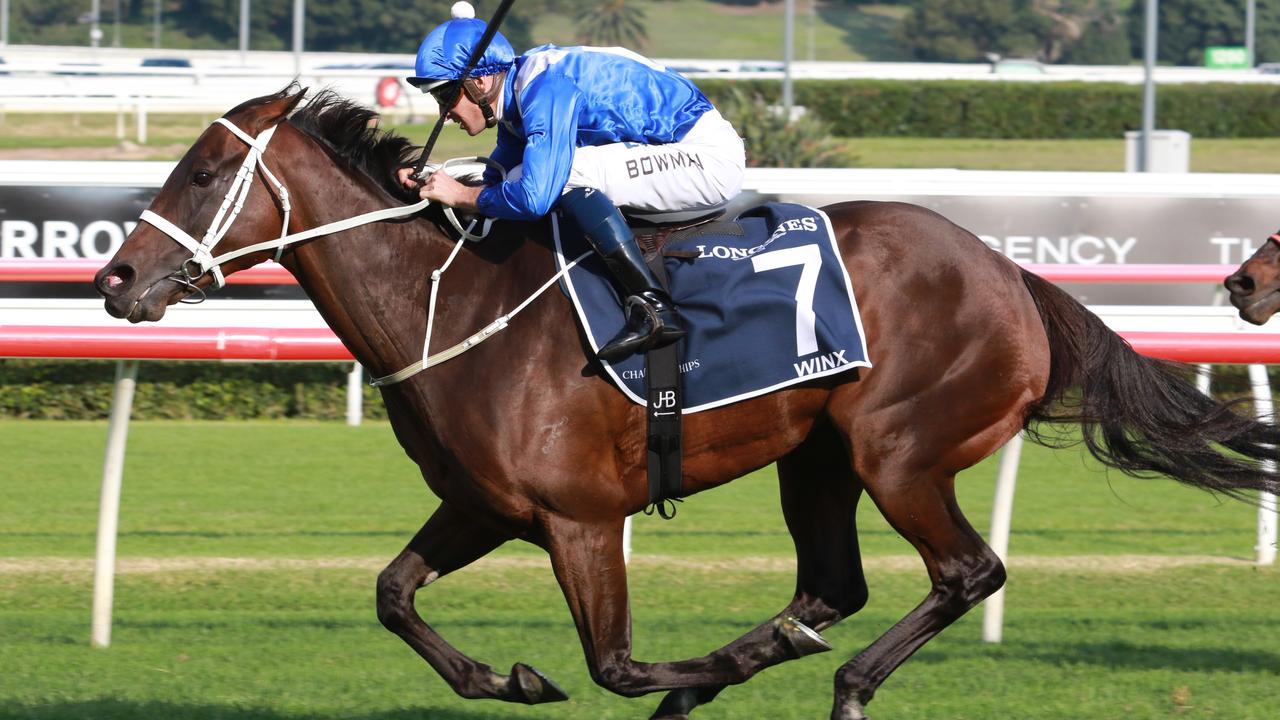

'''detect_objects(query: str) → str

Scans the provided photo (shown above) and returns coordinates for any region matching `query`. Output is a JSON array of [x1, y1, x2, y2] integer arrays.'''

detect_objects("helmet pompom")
[[410, 2, 513, 83]]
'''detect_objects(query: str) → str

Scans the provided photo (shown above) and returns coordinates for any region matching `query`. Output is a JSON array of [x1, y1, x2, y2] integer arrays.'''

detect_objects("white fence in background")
[[5, 43, 1280, 84], [0, 58, 438, 123]]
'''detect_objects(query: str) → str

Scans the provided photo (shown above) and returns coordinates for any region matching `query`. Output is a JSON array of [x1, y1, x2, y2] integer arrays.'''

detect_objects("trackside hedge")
[[694, 79, 1280, 139], [0, 360, 387, 421], [2, 359, 1270, 421]]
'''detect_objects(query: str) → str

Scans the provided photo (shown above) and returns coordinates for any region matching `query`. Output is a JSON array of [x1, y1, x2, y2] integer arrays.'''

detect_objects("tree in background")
[[6, 0, 558, 54], [11, 0, 83, 27], [1060, 16, 1130, 64], [705, 0, 909, 5], [1125, 0, 1280, 65], [896, 0, 1132, 64], [575, 0, 649, 48], [7, 0, 99, 45], [168, 1, 541, 55], [894, 0, 1049, 62], [1038, 0, 1130, 64]]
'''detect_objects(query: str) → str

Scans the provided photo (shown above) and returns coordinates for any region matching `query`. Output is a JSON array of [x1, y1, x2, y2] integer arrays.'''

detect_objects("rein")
[[370, 243, 590, 386], [138, 116, 590, 387]]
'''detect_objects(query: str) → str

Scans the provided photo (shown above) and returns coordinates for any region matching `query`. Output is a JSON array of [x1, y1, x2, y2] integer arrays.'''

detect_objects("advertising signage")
[[1205, 46, 1250, 69], [0, 184, 305, 300], [3, 170, 1274, 306], [1, 186, 151, 261], [731, 189, 1274, 306]]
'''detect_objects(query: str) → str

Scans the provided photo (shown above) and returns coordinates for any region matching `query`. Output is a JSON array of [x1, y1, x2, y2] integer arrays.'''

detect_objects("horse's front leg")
[[541, 514, 826, 701], [376, 502, 568, 704]]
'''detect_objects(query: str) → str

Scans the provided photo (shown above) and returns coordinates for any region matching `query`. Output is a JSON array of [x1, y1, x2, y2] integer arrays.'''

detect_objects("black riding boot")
[[596, 242, 687, 361], [559, 188, 686, 362]]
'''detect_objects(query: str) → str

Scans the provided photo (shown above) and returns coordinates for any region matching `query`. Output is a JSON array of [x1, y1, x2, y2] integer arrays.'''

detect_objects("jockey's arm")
[[475, 74, 582, 221], [394, 89, 518, 209]]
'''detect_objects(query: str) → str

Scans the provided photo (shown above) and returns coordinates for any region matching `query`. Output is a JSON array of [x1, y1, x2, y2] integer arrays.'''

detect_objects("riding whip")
[[412, 0, 518, 179]]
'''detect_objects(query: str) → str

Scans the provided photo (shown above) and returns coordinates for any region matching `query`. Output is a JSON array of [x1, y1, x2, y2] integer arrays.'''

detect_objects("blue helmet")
[[407, 3, 515, 91]]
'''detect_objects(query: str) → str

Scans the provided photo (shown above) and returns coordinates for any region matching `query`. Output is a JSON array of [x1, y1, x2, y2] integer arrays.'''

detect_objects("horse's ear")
[[239, 86, 309, 133], [265, 86, 309, 124]]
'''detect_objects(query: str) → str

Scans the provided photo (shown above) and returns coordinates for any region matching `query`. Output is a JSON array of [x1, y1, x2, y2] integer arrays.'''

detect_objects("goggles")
[[407, 78, 462, 107]]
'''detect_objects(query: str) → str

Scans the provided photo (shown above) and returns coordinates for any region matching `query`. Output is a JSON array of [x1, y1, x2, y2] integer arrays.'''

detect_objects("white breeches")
[[510, 109, 745, 214]]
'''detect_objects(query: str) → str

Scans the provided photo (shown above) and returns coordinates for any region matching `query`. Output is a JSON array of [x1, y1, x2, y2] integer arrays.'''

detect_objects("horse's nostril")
[[1225, 273, 1254, 295], [97, 264, 136, 296]]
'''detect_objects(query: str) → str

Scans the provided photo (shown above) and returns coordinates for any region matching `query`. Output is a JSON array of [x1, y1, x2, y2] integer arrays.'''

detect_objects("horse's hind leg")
[[541, 510, 835, 703], [829, 454, 1006, 719], [652, 420, 869, 719], [376, 502, 568, 704]]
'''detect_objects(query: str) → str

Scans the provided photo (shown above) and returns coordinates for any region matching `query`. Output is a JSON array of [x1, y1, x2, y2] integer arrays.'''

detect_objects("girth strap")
[[642, 251, 684, 519]]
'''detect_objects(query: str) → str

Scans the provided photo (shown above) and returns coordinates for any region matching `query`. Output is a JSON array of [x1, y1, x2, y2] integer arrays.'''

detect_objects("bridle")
[[138, 117, 500, 301], [134, 114, 587, 386], [139, 118, 296, 297]]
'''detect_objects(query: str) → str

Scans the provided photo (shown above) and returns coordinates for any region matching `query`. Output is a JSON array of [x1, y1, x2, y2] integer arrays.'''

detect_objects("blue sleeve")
[[477, 74, 581, 221], [484, 124, 524, 185]]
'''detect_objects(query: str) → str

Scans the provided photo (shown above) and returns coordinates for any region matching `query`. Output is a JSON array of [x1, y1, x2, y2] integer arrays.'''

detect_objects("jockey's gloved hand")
[[396, 164, 440, 189]]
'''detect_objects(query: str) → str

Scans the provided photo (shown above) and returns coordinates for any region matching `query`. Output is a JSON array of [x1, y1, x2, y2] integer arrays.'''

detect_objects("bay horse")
[[1227, 231, 1280, 324], [95, 88, 1280, 720]]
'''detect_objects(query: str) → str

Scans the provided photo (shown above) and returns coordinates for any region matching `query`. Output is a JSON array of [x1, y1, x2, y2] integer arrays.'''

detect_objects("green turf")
[[0, 112, 495, 162], [531, 1, 911, 62], [0, 112, 221, 149], [2, 420, 1278, 718], [0, 420, 1265, 560], [849, 136, 1280, 173], [1, 563, 1276, 719], [8, 109, 1280, 174]]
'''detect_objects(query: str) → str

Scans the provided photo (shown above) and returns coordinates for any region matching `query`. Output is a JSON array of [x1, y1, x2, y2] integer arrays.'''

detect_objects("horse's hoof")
[[774, 615, 833, 658], [510, 662, 569, 704], [651, 686, 723, 719]]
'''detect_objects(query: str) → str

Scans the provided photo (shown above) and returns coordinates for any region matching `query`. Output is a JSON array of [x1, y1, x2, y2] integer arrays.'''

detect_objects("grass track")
[[9, 113, 1280, 173], [2, 420, 1278, 718], [1, 564, 1277, 719], [0, 420, 1266, 559]]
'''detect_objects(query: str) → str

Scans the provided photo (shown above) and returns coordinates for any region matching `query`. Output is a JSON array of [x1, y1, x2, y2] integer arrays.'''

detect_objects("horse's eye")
[[191, 171, 214, 187]]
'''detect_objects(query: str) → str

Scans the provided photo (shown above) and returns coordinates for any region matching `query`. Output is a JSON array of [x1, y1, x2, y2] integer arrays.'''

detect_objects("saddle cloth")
[[554, 202, 872, 413]]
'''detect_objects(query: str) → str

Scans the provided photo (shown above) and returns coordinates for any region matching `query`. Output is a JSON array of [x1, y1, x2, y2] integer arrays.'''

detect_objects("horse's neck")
[[279, 165, 536, 380], [281, 178, 462, 374]]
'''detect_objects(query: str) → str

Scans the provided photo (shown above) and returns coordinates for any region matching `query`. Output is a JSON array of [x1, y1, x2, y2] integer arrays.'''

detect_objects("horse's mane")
[[290, 89, 422, 203], [230, 85, 421, 203]]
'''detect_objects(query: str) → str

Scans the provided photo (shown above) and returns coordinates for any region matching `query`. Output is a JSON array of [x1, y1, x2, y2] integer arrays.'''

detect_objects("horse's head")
[[1226, 232, 1280, 325], [95, 88, 307, 322]]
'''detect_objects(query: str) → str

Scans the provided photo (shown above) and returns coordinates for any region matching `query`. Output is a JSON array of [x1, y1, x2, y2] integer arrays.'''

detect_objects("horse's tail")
[[1020, 269, 1280, 499]]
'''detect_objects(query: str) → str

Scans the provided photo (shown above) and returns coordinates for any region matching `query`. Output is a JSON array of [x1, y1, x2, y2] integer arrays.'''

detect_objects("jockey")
[[399, 1, 745, 362]]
